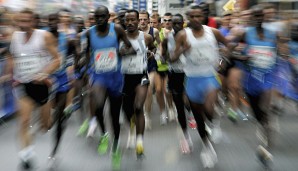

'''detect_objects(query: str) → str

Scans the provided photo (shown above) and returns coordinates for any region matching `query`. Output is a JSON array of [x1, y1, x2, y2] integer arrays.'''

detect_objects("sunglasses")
[[164, 19, 172, 22]]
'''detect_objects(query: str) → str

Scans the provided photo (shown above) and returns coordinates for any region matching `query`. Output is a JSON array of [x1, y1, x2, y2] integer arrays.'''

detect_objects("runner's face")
[[118, 10, 127, 27], [150, 18, 158, 28], [95, 9, 109, 26], [76, 21, 85, 32], [163, 16, 172, 30], [125, 12, 139, 33], [60, 12, 71, 25], [18, 13, 34, 31], [48, 16, 58, 31], [172, 16, 183, 33], [139, 13, 149, 30], [188, 9, 204, 29], [89, 14, 96, 26], [254, 10, 264, 26]]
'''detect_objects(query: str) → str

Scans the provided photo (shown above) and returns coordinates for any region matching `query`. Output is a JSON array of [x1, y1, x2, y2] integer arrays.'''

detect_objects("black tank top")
[[148, 27, 154, 39]]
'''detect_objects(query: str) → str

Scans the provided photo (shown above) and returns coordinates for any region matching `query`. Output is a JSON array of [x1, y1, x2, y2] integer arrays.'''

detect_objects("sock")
[[90, 116, 97, 125], [136, 134, 143, 144]]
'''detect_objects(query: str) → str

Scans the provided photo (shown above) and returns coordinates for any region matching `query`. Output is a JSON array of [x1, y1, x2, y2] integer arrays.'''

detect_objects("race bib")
[[247, 46, 276, 69], [94, 48, 118, 73], [14, 54, 43, 82], [121, 53, 145, 74]]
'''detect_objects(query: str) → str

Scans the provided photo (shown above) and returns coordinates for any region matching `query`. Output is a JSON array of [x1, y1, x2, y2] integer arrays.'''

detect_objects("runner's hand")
[[147, 50, 154, 59], [119, 45, 136, 56]]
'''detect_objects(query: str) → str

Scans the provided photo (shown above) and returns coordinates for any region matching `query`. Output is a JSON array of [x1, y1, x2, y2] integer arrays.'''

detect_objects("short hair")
[[250, 4, 264, 14], [95, 5, 109, 15], [150, 15, 161, 23], [48, 13, 58, 20], [174, 13, 183, 21], [139, 10, 150, 19], [60, 8, 71, 13], [19, 8, 34, 16], [126, 9, 139, 19], [190, 4, 203, 10], [262, 3, 277, 10], [164, 12, 172, 17]]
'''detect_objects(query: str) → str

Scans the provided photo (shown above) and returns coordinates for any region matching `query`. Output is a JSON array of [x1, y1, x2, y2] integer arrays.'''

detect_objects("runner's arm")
[[170, 30, 189, 62], [161, 38, 168, 60], [43, 31, 61, 75], [115, 24, 136, 56], [154, 28, 161, 45], [145, 33, 156, 59]]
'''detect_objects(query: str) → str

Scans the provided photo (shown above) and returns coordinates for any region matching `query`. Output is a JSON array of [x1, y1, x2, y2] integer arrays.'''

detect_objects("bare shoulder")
[[144, 32, 153, 42], [176, 29, 186, 39], [210, 27, 221, 35], [114, 23, 125, 32]]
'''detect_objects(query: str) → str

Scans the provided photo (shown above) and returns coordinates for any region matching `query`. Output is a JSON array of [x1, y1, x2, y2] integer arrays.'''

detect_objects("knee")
[[155, 87, 163, 95], [135, 106, 143, 115]]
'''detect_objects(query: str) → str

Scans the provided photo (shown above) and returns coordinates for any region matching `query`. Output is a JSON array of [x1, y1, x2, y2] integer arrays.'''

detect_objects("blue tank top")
[[245, 27, 277, 72], [89, 23, 120, 72]]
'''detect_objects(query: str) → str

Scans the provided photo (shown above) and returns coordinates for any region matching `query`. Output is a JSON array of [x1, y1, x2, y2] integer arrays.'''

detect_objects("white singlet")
[[121, 31, 147, 74], [184, 25, 219, 77], [10, 29, 52, 83]]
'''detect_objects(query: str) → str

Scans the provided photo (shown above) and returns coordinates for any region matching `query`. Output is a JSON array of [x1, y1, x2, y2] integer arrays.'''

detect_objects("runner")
[[161, 13, 193, 154], [234, 5, 279, 169], [47, 13, 73, 168], [170, 5, 233, 168], [156, 12, 175, 125], [83, 5, 135, 170], [139, 10, 160, 130], [121, 9, 156, 158], [8, 9, 60, 170]]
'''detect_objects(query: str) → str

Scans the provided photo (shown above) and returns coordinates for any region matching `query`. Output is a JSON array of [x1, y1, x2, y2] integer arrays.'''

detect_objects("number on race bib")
[[121, 54, 145, 74], [94, 48, 118, 73], [248, 46, 276, 69]]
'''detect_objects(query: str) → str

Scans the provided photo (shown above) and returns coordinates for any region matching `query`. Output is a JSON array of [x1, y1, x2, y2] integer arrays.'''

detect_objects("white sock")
[[136, 134, 143, 144], [90, 116, 97, 125]]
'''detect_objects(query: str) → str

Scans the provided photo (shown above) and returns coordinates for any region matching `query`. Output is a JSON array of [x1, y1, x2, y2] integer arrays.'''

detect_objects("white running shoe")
[[160, 112, 168, 125], [86, 121, 97, 138], [168, 108, 177, 122], [47, 156, 57, 170], [211, 121, 223, 144], [200, 140, 218, 169], [126, 127, 136, 149]]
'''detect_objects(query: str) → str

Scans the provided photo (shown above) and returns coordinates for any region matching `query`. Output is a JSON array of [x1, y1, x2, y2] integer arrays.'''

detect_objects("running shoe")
[[227, 108, 238, 123], [112, 148, 121, 170], [77, 119, 89, 136], [98, 133, 109, 155], [136, 140, 145, 160], [126, 127, 136, 149], [188, 116, 197, 129], [86, 120, 98, 138], [256, 145, 273, 170], [168, 108, 177, 122], [160, 112, 167, 125]]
